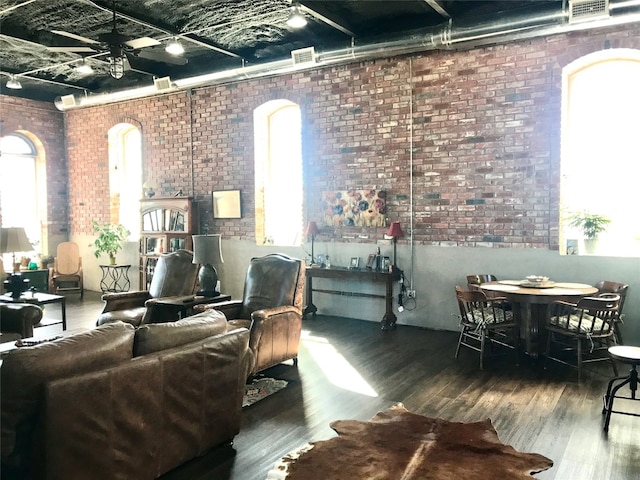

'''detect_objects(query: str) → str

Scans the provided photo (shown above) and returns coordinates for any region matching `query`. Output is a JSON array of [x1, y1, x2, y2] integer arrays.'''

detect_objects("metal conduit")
[[55, 0, 640, 110]]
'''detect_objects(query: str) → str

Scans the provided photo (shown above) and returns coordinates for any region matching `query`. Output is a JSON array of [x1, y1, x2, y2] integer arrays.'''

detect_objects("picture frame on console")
[[349, 257, 360, 269], [365, 254, 376, 269]]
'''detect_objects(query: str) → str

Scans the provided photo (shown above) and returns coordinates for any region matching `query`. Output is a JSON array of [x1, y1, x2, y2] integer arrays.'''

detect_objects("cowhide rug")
[[267, 403, 553, 480]]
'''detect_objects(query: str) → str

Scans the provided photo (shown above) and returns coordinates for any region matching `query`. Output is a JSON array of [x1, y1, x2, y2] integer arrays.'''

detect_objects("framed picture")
[[212, 190, 241, 218], [365, 254, 376, 269], [382, 256, 391, 271], [349, 257, 360, 269]]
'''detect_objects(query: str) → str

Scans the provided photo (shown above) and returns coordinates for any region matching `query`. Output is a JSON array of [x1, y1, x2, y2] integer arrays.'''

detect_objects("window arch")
[[254, 100, 303, 246], [0, 133, 46, 260], [560, 49, 640, 257], [108, 123, 142, 238]]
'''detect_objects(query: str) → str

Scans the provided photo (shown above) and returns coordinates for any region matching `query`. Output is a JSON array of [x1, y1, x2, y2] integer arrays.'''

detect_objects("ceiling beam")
[[299, 3, 357, 38], [422, 0, 451, 19], [84, 0, 243, 59], [0, 0, 37, 15]]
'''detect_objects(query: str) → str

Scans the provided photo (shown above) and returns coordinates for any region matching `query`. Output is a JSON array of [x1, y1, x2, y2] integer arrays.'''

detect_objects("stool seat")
[[602, 345, 640, 432], [608, 345, 640, 363]]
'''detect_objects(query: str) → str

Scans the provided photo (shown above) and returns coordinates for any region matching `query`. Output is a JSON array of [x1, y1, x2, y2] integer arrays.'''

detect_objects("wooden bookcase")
[[139, 197, 198, 290]]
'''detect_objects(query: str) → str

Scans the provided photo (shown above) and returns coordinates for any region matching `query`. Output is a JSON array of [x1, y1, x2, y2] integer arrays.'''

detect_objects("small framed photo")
[[365, 254, 376, 269], [349, 257, 360, 269], [382, 256, 391, 271]]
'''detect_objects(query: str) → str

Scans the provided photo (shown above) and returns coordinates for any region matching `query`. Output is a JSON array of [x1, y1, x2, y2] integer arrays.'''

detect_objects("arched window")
[[0, 133, 43, 263], [254, 100, 303, 246], [560, 49, 640, 257], [108, 123, 142, 238]]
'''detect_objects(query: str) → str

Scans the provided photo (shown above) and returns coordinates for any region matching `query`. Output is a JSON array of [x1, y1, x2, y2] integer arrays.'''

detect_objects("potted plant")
[[91, 221, 130, 265], [568, 211, 611, 254]]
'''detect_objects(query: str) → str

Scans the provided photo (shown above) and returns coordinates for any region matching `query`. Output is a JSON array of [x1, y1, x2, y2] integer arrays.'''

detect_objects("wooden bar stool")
[[602, 345, 640, 432]]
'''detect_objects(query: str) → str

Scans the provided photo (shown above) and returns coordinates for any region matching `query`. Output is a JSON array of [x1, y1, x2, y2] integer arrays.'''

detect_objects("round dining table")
[[480, 280, 598, 359]]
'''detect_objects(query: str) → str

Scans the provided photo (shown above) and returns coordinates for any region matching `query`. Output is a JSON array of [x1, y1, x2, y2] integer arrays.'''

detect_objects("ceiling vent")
[[291, 47, 316, 66], [569, 0, 610, 23], [153, 76, 172, 91], [59, 94, 78, 107]]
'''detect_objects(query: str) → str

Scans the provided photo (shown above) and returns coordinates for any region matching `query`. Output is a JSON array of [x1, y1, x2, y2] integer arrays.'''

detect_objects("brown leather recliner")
[[0, 303, 43, 343], [96, 249, 198, 326], [195, 253, 306, 376]]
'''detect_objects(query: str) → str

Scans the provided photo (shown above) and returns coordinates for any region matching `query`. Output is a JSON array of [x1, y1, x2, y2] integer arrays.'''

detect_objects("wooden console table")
[[303, 267, 401, 330]]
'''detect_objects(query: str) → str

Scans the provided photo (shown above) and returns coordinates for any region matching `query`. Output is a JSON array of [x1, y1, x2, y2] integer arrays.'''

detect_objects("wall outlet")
[[407, 289, 416, 298]]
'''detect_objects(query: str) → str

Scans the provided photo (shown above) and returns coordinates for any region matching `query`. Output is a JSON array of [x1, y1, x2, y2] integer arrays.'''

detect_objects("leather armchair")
[[0, 303, 43, 343], [96, 249, 198, 326], [195, 253, 305, 376]]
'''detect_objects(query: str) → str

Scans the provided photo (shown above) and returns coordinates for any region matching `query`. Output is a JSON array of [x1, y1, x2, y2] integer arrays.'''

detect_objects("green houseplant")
[[568, 211, 611, 254], [91, 221, 130, 265]]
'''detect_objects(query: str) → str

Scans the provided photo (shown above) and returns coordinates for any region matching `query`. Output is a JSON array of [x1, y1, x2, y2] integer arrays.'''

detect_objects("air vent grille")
[[60, 94, 77, 107], [154, 76, 172, 91], [291, 47, 316, 65], [569, 0, 609, 23]]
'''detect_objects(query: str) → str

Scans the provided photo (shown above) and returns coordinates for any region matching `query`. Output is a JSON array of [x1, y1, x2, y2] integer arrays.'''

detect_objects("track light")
[[75, 58, 94, 74], [6, 75, 22, 89], [286, 2, 307, 29], [165, 37, 184, 56]]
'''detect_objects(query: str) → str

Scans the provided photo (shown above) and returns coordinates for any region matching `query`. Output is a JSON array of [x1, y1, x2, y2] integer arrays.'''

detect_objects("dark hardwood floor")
[[38, 292, 640, 479]]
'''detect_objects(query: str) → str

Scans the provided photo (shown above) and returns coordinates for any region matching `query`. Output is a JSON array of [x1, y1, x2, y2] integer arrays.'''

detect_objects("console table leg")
[[381, 278, 396, 330], [304, 277, 317, 318]]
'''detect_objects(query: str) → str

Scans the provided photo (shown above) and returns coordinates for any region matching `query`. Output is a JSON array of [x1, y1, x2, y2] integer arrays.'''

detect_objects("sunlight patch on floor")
[[302, 332, 378, 397]]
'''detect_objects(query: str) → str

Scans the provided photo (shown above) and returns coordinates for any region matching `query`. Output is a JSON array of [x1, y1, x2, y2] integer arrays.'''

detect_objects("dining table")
[[480, 280, 598, 359]]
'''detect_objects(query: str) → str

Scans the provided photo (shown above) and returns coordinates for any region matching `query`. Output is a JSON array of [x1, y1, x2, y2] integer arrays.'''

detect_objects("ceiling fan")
[[48, 0, 187, 79]]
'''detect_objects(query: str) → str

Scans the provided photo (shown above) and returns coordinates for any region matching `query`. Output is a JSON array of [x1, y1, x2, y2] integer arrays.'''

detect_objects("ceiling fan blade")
[[51, 30, 100, 45], [125, 37, 161, 49], [47, 46, 97, 53], [130, 49, 188, 65]]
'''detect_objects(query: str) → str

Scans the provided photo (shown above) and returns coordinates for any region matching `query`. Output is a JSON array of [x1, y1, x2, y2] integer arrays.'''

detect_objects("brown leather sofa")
[[97, 249, 198, 326], [0, 303, 43, 344], [1, 311, 252, 480], [195, 253, 305, 377]]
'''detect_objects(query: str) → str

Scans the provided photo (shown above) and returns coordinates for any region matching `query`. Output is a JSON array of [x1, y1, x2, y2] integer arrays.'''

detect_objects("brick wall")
[[5, 23, 640, 250], [0, 96, 67, 255]]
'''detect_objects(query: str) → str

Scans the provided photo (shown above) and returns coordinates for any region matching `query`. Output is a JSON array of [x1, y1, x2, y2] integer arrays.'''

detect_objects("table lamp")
[[192, 234, 223, 296], [386, 221, 404, 271], [305, 221, 319, 265], [1, 227, 34, 273]]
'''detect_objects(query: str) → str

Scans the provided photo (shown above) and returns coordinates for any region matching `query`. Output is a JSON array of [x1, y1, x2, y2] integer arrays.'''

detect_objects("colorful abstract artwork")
[[322, 190, 387, 227]]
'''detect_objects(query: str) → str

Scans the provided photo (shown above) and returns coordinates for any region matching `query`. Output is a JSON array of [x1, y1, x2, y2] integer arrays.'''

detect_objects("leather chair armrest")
[[0, 303, 43, 338], [194, 300, 243, 319], [100, 291, 151, 313], [251, 305, 301, 322]]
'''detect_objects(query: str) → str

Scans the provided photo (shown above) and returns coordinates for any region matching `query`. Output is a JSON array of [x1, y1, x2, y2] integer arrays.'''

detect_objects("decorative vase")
[[584, 238, 598, 254]]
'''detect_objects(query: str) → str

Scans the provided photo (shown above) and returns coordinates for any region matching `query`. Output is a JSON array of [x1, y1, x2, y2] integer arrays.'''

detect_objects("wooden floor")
[[39, 292, 640, 480]]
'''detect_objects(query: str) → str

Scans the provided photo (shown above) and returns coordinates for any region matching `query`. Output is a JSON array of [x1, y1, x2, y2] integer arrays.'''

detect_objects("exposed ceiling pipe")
[[55, 0, 640, 111]]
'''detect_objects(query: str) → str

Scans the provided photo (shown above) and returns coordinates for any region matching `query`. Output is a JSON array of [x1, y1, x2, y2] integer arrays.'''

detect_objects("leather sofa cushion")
[[133, 309, 228, 357], [1, 322, 135, 467], [97, 306, 147, 327]]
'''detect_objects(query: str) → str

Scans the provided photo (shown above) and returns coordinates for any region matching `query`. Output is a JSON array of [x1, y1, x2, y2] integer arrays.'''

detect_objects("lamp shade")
[[305, 221, 319, 236], [387, 221, 404, 238], [192, 234, 223, 265], [0, 227, 34, 254]]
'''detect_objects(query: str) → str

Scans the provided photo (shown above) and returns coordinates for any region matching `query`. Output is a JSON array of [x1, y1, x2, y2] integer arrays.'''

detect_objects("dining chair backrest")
[[595, 280, 629, 313], [548, 294, 620, 336], [56, 242, 81, 275], [455, 285, 510, 326], [466, 274, 498, 291]]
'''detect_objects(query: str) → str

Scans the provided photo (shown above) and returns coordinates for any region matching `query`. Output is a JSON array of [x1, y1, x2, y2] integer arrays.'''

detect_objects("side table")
[[99, 264, 131, 293], [149, 294, 231, 321]]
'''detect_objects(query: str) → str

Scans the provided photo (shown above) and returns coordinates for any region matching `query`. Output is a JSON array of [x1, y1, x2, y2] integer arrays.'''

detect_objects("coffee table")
[[0, 292, 67, 330]]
